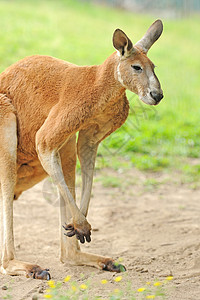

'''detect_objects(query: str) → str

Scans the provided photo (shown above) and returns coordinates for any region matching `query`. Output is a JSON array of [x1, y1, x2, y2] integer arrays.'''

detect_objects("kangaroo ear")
[[113, 29, 134, 57], [135, 19, 163, 54]]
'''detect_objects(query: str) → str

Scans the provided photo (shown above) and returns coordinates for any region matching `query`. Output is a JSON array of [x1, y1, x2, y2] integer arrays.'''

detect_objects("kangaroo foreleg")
[[36, 107, 91, 244], [58, 134, 124, 271]]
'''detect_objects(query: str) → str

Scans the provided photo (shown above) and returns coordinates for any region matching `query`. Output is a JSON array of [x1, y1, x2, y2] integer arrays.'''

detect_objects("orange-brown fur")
[[0, 20, 163, 278]]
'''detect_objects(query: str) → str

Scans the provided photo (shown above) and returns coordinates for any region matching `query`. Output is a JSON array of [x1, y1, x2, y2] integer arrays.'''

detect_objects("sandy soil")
[[1, 167, 200, 300]]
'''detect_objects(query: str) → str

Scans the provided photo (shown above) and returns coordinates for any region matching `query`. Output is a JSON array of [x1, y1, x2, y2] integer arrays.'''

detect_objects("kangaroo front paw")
[[63, 221, 92, 244], [26, 265, 51, 280]]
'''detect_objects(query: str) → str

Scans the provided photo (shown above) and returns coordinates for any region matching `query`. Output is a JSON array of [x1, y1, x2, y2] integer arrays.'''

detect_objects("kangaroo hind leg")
[[0, 95, 17, 271], [0, 94, 50, 280]]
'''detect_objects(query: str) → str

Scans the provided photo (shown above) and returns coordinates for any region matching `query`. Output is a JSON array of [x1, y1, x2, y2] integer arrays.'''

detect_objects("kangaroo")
[[0, 20, 163, 279]]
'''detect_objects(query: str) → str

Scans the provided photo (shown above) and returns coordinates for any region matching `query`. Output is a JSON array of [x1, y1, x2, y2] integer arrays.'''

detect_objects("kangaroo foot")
[[0, 259, 51, 280], [63, 222, 91, 244], [101, 260, 126, 273], [26, 265, 51, 280]]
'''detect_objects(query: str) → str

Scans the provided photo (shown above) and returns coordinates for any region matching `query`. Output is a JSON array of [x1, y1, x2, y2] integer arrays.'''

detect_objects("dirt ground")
[[1, 166, 200, 300]]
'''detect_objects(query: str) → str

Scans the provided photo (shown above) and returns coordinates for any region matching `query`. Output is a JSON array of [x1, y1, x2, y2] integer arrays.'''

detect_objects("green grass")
[[41, 275, 173, 299], [0, 0, 200, 177]]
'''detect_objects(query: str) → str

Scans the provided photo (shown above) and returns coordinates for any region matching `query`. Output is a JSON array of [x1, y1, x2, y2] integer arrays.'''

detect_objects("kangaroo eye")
[[131, 65, 142, 72]]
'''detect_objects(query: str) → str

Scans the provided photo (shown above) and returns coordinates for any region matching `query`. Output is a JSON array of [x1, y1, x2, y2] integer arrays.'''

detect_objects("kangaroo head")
[[113, 20, 163, 105]]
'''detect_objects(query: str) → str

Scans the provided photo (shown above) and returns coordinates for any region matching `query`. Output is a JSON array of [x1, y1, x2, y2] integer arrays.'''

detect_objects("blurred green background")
[[0, 0, 199, 179]]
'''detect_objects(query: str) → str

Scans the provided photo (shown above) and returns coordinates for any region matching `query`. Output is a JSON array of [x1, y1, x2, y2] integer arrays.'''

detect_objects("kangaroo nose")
[[150, 91, 163, 103]]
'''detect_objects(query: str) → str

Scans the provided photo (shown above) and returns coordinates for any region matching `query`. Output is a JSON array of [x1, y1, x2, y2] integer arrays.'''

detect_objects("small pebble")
[[159, 270, 173, 277], [38, 287, 44, 294], [2, 286, 8, 290], [141, 268, 148, 273], [134, 266, 143, 271], [155, 269, 161, 273], [134, 266, 148, 273]]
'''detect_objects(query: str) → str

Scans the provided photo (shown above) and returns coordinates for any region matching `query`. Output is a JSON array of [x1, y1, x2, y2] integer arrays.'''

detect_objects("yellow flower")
[[154, 282, 161, 286], [166, 276, 173, 281], [146, 295, 155, 299], [44, 295, 52, 299], [101, 279, 108, 284], [138, 288, 146, 292], [80, 284, 88, 290], [64, 275, 71, 282], [71, 285, 77, 292], [47, 280, 56, 288], [114, 276, 122, 282]]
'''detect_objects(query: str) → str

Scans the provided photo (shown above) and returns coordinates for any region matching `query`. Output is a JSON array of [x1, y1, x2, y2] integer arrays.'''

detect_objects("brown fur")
[[0, 20, 163, 278]]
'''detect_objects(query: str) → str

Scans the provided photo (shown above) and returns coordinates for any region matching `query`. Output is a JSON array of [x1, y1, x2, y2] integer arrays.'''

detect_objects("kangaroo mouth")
[[139, 95, 157, 106], [139, 93, 163, 106]]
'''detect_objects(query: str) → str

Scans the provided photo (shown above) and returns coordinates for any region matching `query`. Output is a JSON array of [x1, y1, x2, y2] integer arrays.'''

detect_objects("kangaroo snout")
[[150, 90, 163, 104]]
